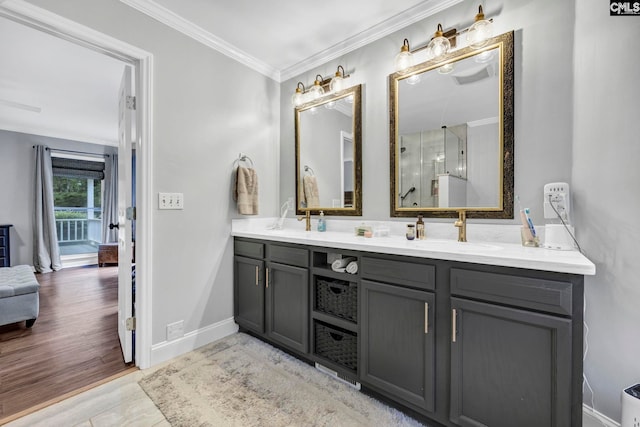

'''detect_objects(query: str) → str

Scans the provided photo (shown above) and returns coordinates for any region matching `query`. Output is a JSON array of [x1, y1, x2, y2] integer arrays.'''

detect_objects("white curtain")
[[102, 153, 118, 244], [33, 145, 61, 273]]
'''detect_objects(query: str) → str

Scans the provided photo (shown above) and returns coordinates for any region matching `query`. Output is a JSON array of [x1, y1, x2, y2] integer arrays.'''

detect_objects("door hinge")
[[126, 317, 136, 331], [126, 95, 136, 110], [126, 206, 136, 220]]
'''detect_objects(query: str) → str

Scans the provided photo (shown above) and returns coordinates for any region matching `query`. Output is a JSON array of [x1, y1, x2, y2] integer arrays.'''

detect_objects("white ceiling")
[[0, 0, 458, 146]]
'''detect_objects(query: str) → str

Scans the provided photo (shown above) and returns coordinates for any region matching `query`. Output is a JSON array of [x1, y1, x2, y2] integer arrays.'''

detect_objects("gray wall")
[[280, 0, 576, 225], [0, 130, 115, 266], [573, 0, 640, 420], [24, 0, 280, 345]]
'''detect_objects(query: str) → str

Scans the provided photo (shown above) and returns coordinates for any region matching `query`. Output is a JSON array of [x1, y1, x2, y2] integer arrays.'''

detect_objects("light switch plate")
[[158, 192, 184, 210]]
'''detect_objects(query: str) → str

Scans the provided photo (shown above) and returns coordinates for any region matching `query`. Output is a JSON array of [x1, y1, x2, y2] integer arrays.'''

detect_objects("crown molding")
[[119, 0, 280, 81], [279, 0, 463, 82], [119, 0, 461, 83]]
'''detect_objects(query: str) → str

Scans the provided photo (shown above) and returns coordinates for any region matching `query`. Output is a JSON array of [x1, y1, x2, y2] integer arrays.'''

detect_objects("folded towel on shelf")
[[234, 166, 258, 215], [345, 261, 358, 275], [331, 257, 356, 272], [303, 175, 320, 207]]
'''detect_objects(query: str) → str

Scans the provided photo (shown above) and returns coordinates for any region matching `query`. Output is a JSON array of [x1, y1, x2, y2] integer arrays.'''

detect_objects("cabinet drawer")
[[269, 244, 308, 268], [0, 236, 5, 247], [0, 247, 5, 257], [361, 257, 435, 291], [234, 240, 264, 259], [451, 268, 573, 316]]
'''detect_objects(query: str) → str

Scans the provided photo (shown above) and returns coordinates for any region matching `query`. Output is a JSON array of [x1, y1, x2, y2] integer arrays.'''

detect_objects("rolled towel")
[[345, 261, 358, 275], [331, 257, 356, 272]]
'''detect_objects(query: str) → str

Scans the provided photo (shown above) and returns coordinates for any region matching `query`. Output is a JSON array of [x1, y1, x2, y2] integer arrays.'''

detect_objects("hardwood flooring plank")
[[0, 266, 131, 420]]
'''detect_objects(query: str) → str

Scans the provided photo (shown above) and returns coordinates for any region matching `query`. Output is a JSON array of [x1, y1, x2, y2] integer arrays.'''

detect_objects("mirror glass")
[[296, 84, 362, 215], [390, 31, 514, 218]]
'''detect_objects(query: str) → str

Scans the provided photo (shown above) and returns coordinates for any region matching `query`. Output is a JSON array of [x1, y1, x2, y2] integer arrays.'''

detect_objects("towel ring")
[[304, 165, 315, 176], [235, 153, 254, 168]]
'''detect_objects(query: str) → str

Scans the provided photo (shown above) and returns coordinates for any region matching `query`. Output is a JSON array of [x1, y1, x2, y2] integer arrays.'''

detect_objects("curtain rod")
[[33, 146, 110, 157]]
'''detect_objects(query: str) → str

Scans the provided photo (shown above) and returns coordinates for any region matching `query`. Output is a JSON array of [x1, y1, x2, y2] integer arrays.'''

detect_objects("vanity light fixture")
[[393, 5, 495, 72], [426, 24, 451, 60], [394, 39, 415, 72], [307, 74, 325, 101], [466, 5, 494, 48], [291, 82, 306, 107]]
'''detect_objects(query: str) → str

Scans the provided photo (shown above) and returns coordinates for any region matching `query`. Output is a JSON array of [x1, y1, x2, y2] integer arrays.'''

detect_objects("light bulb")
[[394, 39, 414, 72], [427, 24, 450, 60], [467, 5, 493, 49], [438, 63, 455, 74], [291, 82, 305, 107], [308, 75, 325, 100], [406, 74, 421, 85], [330, 66, 346, 92]]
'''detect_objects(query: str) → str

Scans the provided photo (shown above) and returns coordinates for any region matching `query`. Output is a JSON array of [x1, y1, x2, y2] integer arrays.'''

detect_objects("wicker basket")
[[314, 322, 357, 371], [315, 278, 357, 322]]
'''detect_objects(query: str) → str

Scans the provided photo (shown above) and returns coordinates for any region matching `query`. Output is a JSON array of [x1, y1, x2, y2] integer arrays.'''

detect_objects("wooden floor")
[[0, 266, 131, 421]]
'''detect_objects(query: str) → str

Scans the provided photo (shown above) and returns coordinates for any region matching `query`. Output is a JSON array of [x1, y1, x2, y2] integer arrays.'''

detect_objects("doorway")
[[0, 0, 153, 417]]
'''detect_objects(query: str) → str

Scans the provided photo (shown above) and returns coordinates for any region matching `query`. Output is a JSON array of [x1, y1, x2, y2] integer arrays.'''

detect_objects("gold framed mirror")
[[390, 31, 514, 218], [296, 84, 362, 216]]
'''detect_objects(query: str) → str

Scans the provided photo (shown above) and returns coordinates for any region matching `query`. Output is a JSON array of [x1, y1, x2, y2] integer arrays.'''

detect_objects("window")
[[52, 155, 105, 256]]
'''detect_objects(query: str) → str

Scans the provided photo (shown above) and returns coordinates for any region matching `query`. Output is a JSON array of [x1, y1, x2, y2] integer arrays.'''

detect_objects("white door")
[[117, 65, 134, 363]]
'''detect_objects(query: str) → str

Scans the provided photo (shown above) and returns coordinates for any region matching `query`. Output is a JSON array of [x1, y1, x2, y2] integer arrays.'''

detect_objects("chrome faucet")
[[454, 210, 467, 242], [298, 210, 311, 231]]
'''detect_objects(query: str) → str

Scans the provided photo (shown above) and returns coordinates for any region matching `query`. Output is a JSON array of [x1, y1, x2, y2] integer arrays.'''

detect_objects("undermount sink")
[[413, 239, 503, 253]]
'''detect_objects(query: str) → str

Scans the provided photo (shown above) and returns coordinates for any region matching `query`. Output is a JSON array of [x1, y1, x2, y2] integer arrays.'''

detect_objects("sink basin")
[[413, 240, 503, 253]]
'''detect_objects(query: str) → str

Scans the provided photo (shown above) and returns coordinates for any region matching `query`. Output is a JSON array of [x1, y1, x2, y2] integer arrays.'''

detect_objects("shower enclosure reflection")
[[399, 125, 468, 208]]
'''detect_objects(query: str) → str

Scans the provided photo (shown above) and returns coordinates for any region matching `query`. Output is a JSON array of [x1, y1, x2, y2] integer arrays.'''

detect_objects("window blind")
[[51, 157, 105, 180]]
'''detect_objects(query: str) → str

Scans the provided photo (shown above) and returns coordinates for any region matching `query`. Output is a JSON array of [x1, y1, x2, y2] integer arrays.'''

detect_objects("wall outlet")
[[166, 320, 184, 341], [158, 192, 184, 210]]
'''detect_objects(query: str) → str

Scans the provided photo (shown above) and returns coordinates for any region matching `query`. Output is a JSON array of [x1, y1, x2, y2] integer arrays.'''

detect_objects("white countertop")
[[231, 218, 596, 276]]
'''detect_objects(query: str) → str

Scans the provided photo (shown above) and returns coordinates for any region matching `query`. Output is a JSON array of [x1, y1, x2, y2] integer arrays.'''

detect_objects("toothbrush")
[[524, 208, 537, 238]]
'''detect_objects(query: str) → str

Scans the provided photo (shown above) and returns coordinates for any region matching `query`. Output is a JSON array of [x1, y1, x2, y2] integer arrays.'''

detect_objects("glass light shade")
[[438, 63, 455, 74], [394, 50, 414, 71], [329, 75, 344, 92], [406, 74, 421, 85], [467, 19, 493, 48], [427, 35, 450, 60], [308, 83, 324, 100], [291, 90, 304, 107]]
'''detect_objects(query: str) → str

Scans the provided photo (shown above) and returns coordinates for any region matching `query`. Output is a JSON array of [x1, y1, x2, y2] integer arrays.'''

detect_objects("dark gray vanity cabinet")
[[234, 239, 310, 354], [360, 280, 436, 413], [233, 238, 585, 427], [265, 246, 309, 353], [449, 268, 581, 427], [234, 241, 265, 333], [359, 256, 437, 414]]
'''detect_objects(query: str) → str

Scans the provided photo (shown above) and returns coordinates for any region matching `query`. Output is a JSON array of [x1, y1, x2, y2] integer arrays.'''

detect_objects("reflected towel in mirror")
[[303, 175, 320, 207], [234, 166, 258, 215]]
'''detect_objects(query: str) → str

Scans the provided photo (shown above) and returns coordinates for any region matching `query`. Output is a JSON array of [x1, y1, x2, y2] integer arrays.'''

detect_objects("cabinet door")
[[234, 256, 265, 333], [360, 280, 435, 413], [450, 297, 572, 427], [266, 262, 309, 353]]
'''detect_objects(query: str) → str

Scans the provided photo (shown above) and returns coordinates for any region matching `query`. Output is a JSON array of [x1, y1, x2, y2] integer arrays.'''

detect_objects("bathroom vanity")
[[232, 223, 595, 427]]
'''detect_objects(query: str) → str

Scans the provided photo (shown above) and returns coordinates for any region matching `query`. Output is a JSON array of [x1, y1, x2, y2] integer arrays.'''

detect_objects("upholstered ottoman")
[[0, 265, 40, 328]]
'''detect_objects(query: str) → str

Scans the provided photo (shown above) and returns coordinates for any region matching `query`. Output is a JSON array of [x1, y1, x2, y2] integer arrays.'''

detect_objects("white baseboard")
[[584, 403, 620, 427], [149, 317, 239, 366]]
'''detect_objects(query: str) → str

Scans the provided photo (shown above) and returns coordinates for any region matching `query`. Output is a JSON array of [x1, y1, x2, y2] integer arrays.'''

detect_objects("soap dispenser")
[[317, 211, 326, 232]]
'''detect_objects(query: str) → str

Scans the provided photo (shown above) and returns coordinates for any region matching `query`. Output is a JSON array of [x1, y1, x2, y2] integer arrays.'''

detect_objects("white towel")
[[345, 261, 358, 275], [331, 257, 356, 272]]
